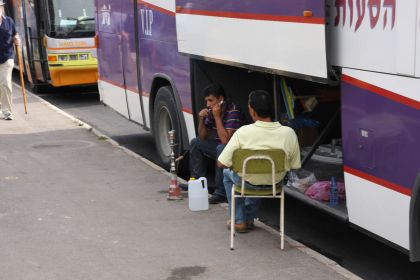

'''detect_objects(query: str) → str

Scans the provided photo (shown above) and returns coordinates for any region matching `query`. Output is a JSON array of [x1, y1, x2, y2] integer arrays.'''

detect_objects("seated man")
[[218, 90, 301, 231], [189, 84, 242, 204]]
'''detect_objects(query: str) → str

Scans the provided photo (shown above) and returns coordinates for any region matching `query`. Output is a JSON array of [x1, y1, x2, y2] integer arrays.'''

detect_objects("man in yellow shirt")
[[218, 90, 301, 232]]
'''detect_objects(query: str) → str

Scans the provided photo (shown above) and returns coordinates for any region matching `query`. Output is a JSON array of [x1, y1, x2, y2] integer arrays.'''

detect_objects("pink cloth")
[[305, 181, 346, 201]]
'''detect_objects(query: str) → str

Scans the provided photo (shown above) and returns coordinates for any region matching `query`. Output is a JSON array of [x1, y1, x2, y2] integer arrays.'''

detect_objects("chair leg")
[[280, 189, 285, 250], [230, 187, 235, 250]]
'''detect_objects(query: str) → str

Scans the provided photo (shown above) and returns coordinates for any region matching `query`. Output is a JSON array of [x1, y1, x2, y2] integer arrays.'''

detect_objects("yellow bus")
[[6, 0, 97, 91]]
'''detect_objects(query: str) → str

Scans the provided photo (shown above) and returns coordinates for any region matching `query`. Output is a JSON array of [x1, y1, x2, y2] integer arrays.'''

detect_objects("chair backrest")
[[232, 149, 286, 175]]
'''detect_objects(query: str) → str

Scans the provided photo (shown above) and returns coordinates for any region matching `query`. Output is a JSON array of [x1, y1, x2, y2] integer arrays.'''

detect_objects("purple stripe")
[[342, 82, 420, 190], [176, 0, 325, 18]]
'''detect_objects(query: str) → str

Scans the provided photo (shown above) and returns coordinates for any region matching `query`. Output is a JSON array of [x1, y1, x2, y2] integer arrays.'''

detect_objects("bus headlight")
[[58, 55, 69, 61], [79, 54, 89, 60]]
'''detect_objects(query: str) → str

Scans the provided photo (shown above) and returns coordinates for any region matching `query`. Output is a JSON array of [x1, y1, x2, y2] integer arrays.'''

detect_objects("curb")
[[255, 221, 364, 280], [17, 83, 362, 280]]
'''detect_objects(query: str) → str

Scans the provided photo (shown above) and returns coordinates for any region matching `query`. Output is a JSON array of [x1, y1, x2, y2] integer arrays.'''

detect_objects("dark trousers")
[[189, 138, 226, 198]]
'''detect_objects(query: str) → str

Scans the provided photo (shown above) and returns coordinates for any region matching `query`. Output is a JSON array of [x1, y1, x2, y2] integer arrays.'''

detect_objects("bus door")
[[120, 0, 145, 125], [9, 0, 35, 83], [175, 0, 329, 82], [21, 0, 48, 84], [96, 0, 130, 119]]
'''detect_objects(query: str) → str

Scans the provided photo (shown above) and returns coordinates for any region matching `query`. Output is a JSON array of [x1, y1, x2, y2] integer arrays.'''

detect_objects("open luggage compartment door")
[[176, 0, 328, 81]]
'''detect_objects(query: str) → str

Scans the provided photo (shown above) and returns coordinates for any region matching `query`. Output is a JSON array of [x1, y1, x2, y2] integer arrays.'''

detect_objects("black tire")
[[153, 86, 183, 168]]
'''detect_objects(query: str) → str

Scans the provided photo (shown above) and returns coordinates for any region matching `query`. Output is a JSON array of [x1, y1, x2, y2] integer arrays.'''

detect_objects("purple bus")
[[95, 0, 420, 261]]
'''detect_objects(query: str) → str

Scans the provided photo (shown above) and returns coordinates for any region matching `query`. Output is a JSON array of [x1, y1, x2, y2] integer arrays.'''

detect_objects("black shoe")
[[209, 195, 227, 204], [208, 186, 215, 195], [179, 183, 188, 191]]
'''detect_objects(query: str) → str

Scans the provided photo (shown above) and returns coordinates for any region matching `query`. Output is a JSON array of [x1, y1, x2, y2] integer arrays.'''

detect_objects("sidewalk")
[[0, 85, 357, 280]]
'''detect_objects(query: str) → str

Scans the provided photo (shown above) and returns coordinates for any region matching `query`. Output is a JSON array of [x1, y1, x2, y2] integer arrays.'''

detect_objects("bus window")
[[46, 0, 95, 38]]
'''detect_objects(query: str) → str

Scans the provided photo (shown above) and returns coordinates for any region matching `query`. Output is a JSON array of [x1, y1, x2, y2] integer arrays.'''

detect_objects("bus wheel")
[[153, 86, 182, 168]]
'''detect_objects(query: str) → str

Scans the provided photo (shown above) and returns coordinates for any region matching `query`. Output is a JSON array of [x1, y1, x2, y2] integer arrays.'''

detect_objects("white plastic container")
[[188, 177, 209, 211]]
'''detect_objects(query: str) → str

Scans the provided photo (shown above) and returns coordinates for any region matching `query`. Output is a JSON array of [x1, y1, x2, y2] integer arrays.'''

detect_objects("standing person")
[[218, 90, 301, 231], [188, 83, 242, 204], [0, 0, 20, 120]]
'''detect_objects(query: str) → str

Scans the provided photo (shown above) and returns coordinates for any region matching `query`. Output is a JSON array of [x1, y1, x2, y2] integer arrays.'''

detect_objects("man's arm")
[[217, 161, 228, 168], [12, 19, 20, 46], [214, 117, 234, 144], [197, 108, 209, 140], [288, 131, 302, 169], [217, 131, 240, 169], [212, 102, 238, 144], [13, 34, 21, 46]]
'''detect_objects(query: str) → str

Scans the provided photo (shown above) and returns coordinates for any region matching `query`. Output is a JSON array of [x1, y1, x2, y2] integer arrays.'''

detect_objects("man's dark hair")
[[248, 90, 274, 119], [203, 83, 226, 99]]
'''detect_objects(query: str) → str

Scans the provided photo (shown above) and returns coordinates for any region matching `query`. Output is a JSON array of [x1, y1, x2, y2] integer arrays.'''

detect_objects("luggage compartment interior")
[[192, 59, 347, 220]]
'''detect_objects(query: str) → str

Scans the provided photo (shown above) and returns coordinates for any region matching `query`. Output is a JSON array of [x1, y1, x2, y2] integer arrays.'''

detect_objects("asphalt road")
[[15, 76, 420, 280]]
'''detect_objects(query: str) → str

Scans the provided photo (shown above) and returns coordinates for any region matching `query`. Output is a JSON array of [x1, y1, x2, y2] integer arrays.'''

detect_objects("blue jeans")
[[189, 138, 226, 198], [223, 169, 261, 224]]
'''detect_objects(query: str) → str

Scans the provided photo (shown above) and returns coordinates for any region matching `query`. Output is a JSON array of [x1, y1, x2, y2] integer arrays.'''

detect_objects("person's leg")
[[244, 198, 261, 224], [223, 169, 246, 224], [189, 138, 217, 178], [0, 60, 9, 115], [0, 59, 14, 118], [211, 143, 227, 199]]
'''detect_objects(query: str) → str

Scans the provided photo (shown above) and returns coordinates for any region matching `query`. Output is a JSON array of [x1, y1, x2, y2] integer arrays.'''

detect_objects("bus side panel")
[[342, 68, 420, 250], [97, 0, 129, 119], [176, 0, 328, 80], [138, 0, 192, 135], [329, 0, 418, 77]]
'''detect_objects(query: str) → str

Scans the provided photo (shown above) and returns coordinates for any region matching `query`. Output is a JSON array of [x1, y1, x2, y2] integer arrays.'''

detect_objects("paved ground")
[[0, 86, 357, 280]]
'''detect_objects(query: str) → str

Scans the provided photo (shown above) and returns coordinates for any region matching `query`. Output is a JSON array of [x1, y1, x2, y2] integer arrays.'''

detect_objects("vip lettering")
[[140, 9, 154, 36], [334, 0, 396, 30], [101, 4, 111, 26]]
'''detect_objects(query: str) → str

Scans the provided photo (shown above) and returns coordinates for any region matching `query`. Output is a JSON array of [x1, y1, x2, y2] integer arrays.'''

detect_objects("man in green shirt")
[[218, 90, 301, 232]]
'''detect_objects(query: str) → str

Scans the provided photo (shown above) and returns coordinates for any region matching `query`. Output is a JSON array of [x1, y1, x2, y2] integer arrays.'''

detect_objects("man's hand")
[[212, 102, 222, 119], [13, 34, 21, 46], [198, 108, 209, 120], [197, 108, 209, 139]]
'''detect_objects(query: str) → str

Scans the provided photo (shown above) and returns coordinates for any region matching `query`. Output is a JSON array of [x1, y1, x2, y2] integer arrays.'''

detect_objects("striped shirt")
[[204, 100, 242, 142]]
